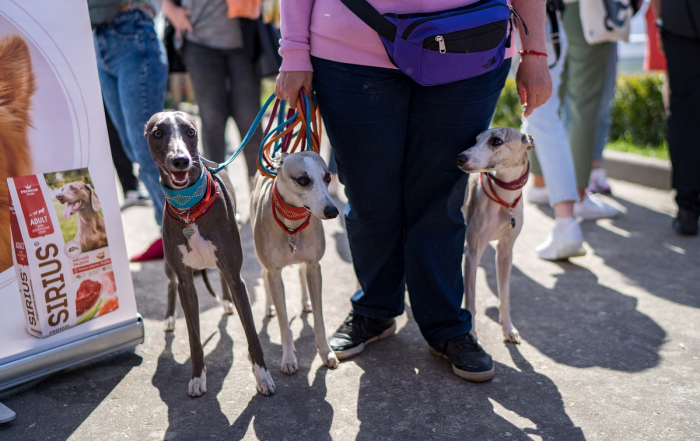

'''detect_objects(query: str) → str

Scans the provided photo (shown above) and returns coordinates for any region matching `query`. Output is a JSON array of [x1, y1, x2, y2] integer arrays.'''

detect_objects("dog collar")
[[488, 162, 530, 191], [271, 179, 311, 235], [165, 170, 220, 237], [160, 167, 207, 210]]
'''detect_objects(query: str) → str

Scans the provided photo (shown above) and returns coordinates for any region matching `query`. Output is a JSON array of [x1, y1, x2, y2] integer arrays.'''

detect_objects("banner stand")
[[0, 315, 144, 392]]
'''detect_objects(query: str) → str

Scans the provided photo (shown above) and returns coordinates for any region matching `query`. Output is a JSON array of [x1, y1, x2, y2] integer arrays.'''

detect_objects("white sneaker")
[[536, 219, 586, 261], [527, 185, 550, 205], [122, 188, 151, 207], [588, 167, 612, 194], [574, 193, 621, 221]]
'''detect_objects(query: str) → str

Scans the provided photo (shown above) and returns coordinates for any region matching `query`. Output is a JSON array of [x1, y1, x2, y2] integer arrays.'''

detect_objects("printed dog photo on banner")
[[0, 14, 76, 274]]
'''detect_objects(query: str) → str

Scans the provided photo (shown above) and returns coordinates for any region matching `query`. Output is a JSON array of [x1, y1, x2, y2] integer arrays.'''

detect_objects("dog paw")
[[163, 316, 175, 332], [302, 301, 312, 313], [265, 304, 276, 317], [280, 356, 298, 375], [253, 364, 276, 396], [323, 351, 339, 369], [503, 326, 521, 344], [188, 370, 207, 397], [222, 301, 234, 315]]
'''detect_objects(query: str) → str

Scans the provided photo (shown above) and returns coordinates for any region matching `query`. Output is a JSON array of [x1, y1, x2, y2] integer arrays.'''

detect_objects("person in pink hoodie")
[[277, 0, 551, 381]]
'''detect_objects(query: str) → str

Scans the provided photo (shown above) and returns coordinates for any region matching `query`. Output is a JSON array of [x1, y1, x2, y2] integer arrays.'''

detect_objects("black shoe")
[[329, 311, 396, 360], [672, 207, 699, 236], [429, 333, 495, 382]]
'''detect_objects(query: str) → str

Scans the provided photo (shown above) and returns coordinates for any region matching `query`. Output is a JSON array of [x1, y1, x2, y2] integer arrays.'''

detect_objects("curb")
[[603, 150, 671, 190]]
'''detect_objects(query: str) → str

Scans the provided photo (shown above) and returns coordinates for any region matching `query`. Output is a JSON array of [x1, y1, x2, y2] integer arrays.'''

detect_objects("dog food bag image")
[[7, 168, 120, 338]]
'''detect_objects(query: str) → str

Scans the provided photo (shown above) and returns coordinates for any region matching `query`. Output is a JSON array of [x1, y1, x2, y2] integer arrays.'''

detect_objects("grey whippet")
[[145, 111, 275, 397], [250, 151, 340, 374], [456, 127, 535, 344]]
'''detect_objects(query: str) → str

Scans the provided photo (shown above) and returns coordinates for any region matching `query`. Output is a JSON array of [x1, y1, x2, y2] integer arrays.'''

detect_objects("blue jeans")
[[312, 57, 511, 344], [94, 10, 168, 226]]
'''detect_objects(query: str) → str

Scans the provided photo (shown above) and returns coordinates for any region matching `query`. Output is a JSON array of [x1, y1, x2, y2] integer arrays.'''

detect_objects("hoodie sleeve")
[[279, 0, 315, 71]]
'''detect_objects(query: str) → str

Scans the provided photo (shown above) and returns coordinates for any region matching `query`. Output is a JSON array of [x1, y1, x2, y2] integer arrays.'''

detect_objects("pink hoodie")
[[279, 0, 514, 72]]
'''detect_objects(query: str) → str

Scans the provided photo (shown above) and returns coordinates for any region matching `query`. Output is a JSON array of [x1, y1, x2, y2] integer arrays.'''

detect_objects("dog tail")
[[200, 269, 219, 300]]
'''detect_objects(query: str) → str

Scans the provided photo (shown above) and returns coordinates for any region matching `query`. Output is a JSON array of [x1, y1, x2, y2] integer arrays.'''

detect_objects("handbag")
[[339, 0, 525, 86], [579, 0, 633, 44], [241, 18, 283, 79]]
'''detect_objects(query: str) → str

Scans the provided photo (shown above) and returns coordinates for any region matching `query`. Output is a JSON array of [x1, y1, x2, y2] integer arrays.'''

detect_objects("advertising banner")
[[0, 0, 143, 388]]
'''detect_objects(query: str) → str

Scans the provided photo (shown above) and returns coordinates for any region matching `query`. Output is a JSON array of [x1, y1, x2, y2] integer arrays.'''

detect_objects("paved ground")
[[1, 151, 699, 440]]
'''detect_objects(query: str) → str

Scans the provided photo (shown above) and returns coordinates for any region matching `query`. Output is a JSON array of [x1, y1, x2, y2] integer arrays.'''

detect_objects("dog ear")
[[0, 35, 36, 116], [521, 133, 535, 150], [85, 184, 101, 212], [273, 152, 290, 169]]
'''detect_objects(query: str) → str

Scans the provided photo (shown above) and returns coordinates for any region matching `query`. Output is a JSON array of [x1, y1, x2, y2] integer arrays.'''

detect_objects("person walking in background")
[[162, 0, 264, 186], [104, 104, 150, 207], [522, 1, 586, 261], [276, 0, 551, 381], [90, 0, 169, 261], [553, 0, 621, 220], [653, 0, 700, 235]]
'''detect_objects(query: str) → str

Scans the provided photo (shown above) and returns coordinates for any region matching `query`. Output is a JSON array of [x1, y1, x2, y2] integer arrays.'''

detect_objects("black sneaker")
[[329, 311, 396, 360], [429, 333, 495, 382], [673, 207, 699, 236]]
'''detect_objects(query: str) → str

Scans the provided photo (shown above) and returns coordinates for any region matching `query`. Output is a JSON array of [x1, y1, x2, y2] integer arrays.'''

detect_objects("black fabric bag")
[[163, 0, 187, 73], [241, 18, 283, 79]]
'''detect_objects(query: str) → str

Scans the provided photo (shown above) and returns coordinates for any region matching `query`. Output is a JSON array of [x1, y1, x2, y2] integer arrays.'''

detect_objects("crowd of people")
[[87, 0, 699, 381]]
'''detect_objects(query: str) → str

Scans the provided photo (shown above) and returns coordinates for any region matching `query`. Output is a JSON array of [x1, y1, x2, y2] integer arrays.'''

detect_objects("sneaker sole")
[[334, 321, 397, 360], [537, 245, 587, 261], [429, 347, 495, 382]]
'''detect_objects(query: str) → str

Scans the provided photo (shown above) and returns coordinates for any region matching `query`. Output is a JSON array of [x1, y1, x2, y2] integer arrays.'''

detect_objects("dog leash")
[[270, 179, 312, 253], [480, 162, 530, 229], [201, 90, 321, 177], [165, 169, 220, 238]]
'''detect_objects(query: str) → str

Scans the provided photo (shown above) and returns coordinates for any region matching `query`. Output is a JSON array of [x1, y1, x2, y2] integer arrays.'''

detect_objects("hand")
[[275, 71, 313, 109], [515, 55, 552, 118], [162, 0, 193, 39]]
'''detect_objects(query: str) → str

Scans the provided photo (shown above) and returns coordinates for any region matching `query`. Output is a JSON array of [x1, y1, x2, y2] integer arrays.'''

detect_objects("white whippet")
[[251, 151, 340, 374], [456, 127, 535, 344]]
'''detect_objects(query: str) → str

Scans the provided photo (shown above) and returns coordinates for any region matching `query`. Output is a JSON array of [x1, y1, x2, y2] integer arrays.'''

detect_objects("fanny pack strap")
[[339, 0, 397, 42]]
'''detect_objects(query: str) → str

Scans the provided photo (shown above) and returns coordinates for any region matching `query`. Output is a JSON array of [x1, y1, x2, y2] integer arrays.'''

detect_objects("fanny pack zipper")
[[402, 4, 528, 41], [430, 21, 507, 54]]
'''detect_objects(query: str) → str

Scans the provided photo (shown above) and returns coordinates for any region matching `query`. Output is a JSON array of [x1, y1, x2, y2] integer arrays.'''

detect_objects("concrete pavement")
[[1, 152, 699, 440]]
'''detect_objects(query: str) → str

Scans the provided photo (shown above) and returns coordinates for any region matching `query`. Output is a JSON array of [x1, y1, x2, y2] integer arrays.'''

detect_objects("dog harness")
[[480, 161, 529, 229], [271, 179, 311, 253], [164, 169, 220, 239]]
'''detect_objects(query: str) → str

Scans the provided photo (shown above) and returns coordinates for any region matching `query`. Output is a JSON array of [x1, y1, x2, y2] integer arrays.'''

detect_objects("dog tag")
[[508, 209, 516, 229], [288, 234, 297, 253], [183, 225, 195, 239]]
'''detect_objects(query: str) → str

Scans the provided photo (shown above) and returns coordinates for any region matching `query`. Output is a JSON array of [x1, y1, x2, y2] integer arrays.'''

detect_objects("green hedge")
[[492, 74, 667, 149]]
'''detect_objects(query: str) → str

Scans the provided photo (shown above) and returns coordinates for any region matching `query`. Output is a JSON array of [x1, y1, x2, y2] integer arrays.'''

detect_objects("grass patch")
[[606, 140, 669, 160]]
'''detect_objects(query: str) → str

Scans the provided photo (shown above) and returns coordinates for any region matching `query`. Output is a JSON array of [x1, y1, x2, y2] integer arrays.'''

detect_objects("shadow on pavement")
[[480, 245, 665, 372], [0, 350, 142, 439], [582, 198, 700, 308], [227, 315, 334, 440], [348, 306, 583, 440], [151, 315, 233, 440]]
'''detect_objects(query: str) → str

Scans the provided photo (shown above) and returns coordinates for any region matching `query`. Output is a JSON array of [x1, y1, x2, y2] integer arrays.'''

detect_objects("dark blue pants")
[[312, 57, 510, 344]]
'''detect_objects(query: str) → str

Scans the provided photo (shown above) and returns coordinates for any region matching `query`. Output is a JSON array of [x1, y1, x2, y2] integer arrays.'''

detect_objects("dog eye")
[[297, 177, 309, 186], [324, 173, 331, 183], [154, 130, 163, 138], [187, 128, 196, 137], [491, 137, 503, 146]]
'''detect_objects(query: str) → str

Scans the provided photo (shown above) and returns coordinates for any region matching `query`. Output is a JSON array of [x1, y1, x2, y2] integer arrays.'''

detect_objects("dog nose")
[[56, 194, 63, 202], [455, 154, 468, 166], [172, 156, 190, 170], [323, 205, 339, 219]]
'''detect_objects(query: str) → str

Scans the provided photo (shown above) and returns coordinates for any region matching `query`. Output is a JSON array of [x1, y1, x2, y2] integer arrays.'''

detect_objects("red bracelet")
[[518, 49, 548, 57]]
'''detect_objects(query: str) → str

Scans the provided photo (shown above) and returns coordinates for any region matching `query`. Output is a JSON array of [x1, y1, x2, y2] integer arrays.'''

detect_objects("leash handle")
[[258, 89, 322, 178]]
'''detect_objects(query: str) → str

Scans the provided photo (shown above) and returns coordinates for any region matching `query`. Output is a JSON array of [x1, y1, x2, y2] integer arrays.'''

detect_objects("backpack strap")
[[339, 0, 397, 42]]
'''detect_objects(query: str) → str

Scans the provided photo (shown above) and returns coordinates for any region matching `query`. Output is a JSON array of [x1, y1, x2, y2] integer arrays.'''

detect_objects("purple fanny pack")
[[340, 0, 527, 86]]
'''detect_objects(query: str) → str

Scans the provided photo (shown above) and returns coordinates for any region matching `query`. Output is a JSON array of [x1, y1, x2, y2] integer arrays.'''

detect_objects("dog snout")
[[323, 205, 339, 219], [55, 193, 64, 202], [456, 153, 469, 166], [172, 156, 190, 170]]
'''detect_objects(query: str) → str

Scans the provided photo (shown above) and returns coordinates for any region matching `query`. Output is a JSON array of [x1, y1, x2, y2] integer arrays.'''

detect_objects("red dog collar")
[[488, 162, 530, 191], [271, 179, 311, 235]]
